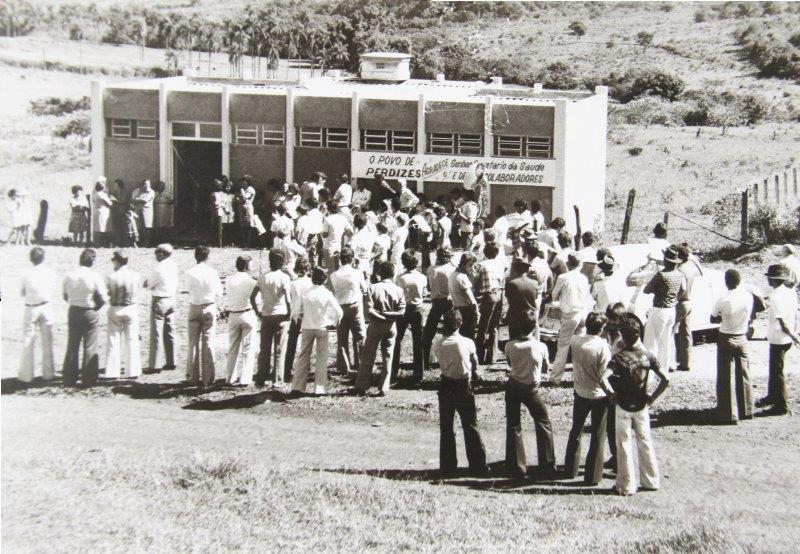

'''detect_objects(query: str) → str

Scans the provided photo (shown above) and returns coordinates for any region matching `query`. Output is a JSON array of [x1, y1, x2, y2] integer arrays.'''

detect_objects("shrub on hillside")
[[748, 206, 800, 245], [616, 97, 689, 127], [53, 113, 91, 139], [608, 70, 686, 103], [693, 10, 708, 23], [535, 61, 584, 90], [29, 96, 90, 117], [735, 24, 800, 80], [789, 32, 800, 48], [681, 90, 771, 130], [635, 31, 654, 50], [568, 21, 586, 37]]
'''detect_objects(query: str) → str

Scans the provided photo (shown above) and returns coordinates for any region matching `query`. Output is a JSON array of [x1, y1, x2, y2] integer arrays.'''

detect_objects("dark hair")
[[654, 222, 668, 238], [353, 213, 367, 230], [194, 246, 210, 263], [275, 204, 286, 216], [71, 185, 83, 195], [294, 257, 310, 277], [311, 266, 327, 285], [463, 189, 475, 201], [29, 246, 45, 265], [376, 223, 388, 234], [551, 217, 566, 230], [582, 231, 595, 247], [434, 206, 447, 219], [339, 246, 354, 265], [441, 308, 463, 335], [326, 199, 339, 213], [473, 219, 485, 231], [269, 249, 286, 270], [79, 248, 96, 267], [375, 260, 395, 280], [436, 246, 453, 264], [306, 198, 319, 209], [401, 249, 418, 270], [725, 268, 741, 289], [620, 316, 641, 344], [531, 199, 542, 212], [112, 250, 129, 265], [340, 174, 349, 184], [676, 244, 690, 262], [457, 252, 477, 273], [605, 302, 627, 323], [513, 197, 527, 210], [495, 205, 507, 217], [566, 252, 581, 270], [236, 255, 251, 272], [517, 309, 537, 337], [94, 183, 104, 192], [596, 246, 612, 262], [390, 197, 401, 212], [483, 242, 500, 260], [585, 311, 608, 335], [557, 229, 572, 249]]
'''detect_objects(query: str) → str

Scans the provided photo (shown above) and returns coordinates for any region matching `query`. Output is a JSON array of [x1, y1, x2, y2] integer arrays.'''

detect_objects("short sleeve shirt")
[[256, 270, 291, 316], [767, 285, 798, 345], [609, 341, 657, 412], [434, 334, 476, 380], [448, 271, 474, 308], [504, 338, 549, 386], [646, 270, 685, 308]]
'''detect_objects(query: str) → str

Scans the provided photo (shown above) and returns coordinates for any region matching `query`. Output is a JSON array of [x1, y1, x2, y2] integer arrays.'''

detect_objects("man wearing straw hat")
[[642, 246, 687, 373], [144, 244, 178, 374]]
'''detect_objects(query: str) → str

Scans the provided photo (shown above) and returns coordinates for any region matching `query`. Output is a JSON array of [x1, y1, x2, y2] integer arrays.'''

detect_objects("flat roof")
[[361, 52, 411, 60], [105, 75, 598, 104]]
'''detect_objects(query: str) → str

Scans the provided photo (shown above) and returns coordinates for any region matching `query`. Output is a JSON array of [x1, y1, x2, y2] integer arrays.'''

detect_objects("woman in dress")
[[133, 179, 155, 247], [6, 188, 33, 244], [91, 181, 115, 247], [68, 185, 90, 245]]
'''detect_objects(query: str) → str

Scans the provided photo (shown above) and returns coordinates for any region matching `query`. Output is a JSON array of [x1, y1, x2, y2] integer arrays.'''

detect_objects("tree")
[[568, 21, 586, 38], [636, 31, 654, 51]]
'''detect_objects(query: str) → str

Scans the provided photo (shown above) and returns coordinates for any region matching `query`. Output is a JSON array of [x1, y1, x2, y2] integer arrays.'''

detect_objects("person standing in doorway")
[[104, 250, 142, 380], [18, 247, 57, 383], [144, 244, 178, 374], [251, 250, 292, 386], [184, 246, 223, 386], [153, 181, 173, 244], [91, 180, 115, 247], [62, 249, 106, 387], [226, 255, 258, 386]]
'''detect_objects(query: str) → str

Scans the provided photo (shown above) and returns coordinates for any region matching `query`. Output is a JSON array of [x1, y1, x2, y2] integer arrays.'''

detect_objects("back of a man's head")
[[29, 247, 45, 265], [339, 247, 354, 265], [236, 255, 251, 272], [619, 317, 641, 346], [376, 261, 394, 280], [567, 252, 581, 270], [585, 311, 608, 336], [516, 309, 537, 337], [401, 249, 419, 270], [79, 248, 96, 268], [441, 309, 463, 336], [269, 249, 286, 271], [311, 266, 327, 286], [294, 257, 311, 277], [725, 268, 741, 290], [194, 245, 209, 263], [436, 246, 452, 265], [557, 229, 572, 249], [483, 242, 500, 260]]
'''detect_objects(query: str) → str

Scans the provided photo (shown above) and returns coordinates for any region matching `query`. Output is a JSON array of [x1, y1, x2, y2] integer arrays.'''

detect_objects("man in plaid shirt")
[[474, 242, 507, 365]]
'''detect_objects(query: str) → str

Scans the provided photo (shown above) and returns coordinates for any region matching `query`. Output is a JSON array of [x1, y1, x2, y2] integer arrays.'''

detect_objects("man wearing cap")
[[105, 250, 142, 379], [19, 247, 57, 383], [779, 244, 800, 289], [184, 245, 223, 386], [551, 252, 592, 384], [711, 269, 754, 424], [675, 244, 703, 372], [144, 244, 178, 373], [642, 246, 688, 373], [62, 249, 106, 387], [761, 264, 799, 415], [592, 254, 625, 314], [225, 255, 258, 386]]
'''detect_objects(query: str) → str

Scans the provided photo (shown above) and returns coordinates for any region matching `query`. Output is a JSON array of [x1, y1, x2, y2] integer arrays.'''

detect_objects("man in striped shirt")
[[474, 242, 506, 365], [642, 246, 688, 373]]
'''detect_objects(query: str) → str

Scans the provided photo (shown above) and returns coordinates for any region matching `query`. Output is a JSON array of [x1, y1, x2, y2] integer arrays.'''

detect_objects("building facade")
[[91, 64, 608, 233]]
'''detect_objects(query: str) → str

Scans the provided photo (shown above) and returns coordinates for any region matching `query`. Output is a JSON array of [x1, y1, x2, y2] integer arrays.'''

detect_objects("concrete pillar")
[[553, 98, 569, 228], [484, 97, 493, 210], [90, 80, 105, 178], [221, 85, 231, 177], [533, 83, 543, 94], [417, 93, 425, 193], [158, 82, 169, 191], [351, 90, 359, 180], [285, 87, 295, 184]]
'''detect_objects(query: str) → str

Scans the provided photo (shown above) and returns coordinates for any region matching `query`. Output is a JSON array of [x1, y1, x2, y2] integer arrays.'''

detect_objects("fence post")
[[620, 189, 636, 245], [753, 182, 759, 206], [764, 178, 769, 204], [741, 189, 749, 243], [775, 174, 781, 204], [784, 171, 789, 203], [794, 167, 798, 198]]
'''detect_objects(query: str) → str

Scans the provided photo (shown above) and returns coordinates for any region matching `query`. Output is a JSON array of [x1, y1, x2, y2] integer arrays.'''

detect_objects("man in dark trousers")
[[62, 248, 106, 387], [422, 247, 455, 373], [505, 257, 540, 340], [433, 308, 489, 477]]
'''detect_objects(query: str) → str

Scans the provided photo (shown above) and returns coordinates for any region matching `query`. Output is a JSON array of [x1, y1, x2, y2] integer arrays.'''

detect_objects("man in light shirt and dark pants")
[[329, 247, 368, 375], [392, 249, 428, 382], [251, 250, 292, 386], [423, 247, 455, 373], [761, 264, 799, 416], [184, 246, 223, 386], [105, 250, 142, 379], [711, 269, 754, 424], [144, 243, 178, 373], [551, 253, 591, 384], [19, 247, 57, 383], [226, 255, 258, 386], [62, 249, 106, 387], [474, 242, 506, 366]]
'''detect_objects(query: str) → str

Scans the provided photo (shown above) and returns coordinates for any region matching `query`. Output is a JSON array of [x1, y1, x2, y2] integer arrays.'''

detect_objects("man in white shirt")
[[251, 249, 292, 385], [18, 247, 57, 382], [226, 256, 258, 386], [761, 264, 799, 415], [491, 205, 510, 250], [269, 204, 294, 245], [351, 180, 371, 211], [530, 199, 546, 233], [291, 267, 343, 396], [591, 255, 626, 314], [711, 269, 755, 423], [323, 199, 354, 273], [350, 214, 376, 279], [62, 249, 107, 387], [779, 244, 800, 288], [392, 249, 428, 382], [537, 217, 565, 253], [507, 198, 533, 236], [397, 178, 418, 211], [333, 175, 353, 210], [390, 213, 410, 270], [551, 253, 592, 384], [304, 198, 326, 266], [457, 190, 479, 249], [144, 244, 178, 373], [285, 258, 314, 373], [329, 247, 368, 374], [435, 206, 452, 249], [184, 245, 223, 386], [410, 205, 434, 270], [105, 250, 142, 379]]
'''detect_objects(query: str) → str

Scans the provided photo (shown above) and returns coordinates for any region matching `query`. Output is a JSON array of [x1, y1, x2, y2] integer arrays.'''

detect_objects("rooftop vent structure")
[[359, 52, 411, 82]]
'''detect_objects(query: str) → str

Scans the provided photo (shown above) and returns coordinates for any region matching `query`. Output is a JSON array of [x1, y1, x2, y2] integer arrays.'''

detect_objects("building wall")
[[422, 181, 457, 203], [360, 99, 417, 131], [293, 148, 350, 184], [295, 96, 351, 128], [167, 91, 221, 122], [104, 89, 159, 121], [104, 138, 160, 185], [230, 93, 285, 124], [562, 94, 607, 232], [230, 145, 286, 186], [492, 185, 553, 222], [425, 102, 484, 135], [492, 104, 554, 138]]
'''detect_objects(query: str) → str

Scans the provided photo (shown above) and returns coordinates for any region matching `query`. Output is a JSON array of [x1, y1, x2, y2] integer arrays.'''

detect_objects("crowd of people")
[[13, 170, 800, 495]]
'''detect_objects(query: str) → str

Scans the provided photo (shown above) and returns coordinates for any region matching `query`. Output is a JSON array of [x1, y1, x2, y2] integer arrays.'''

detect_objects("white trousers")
[[105, 305, 142, 378], [551, 310, 585, 383], [19, 304, 55, 382], [615, 406, 660, 495], [644, 307, 676, 372], [227, 310, 257, 385], [292, 328, 329, 394]]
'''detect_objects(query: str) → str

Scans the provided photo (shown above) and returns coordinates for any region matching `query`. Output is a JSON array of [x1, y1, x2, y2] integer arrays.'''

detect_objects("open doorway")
[[172, 141, 222, 241]]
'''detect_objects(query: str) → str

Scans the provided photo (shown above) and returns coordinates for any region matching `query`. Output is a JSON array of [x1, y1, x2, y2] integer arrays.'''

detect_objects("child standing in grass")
[[433, 308, 488, 477], [608, 316, 669, 496]]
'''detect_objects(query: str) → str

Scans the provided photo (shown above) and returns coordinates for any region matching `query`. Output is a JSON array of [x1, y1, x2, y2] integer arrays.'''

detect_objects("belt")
[[719, 332, 746, 337], [230, 308, 252, 314], [152, 295, 173, 300], [110, 303, 133, 308], [25, 301, 49, 307]]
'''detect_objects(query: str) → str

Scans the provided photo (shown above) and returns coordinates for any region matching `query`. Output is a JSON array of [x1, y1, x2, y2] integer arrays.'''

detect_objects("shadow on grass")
[[650, 408, 722, 428], [182, 390, 288, 410], [324, 463, 616, 496], [1, 376, 142, 394]]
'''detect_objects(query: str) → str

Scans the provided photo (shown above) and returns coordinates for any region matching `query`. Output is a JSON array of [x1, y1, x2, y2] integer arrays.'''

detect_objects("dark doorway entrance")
[[172, 141, 222, 241]]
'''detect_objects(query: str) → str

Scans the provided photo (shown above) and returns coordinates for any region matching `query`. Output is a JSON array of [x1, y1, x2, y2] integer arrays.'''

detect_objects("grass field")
[[2, 2, 800, 551]]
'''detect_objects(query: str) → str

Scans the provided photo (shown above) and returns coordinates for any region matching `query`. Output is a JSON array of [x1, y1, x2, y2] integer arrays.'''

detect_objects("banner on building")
[[351, 152, 556, 187]]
